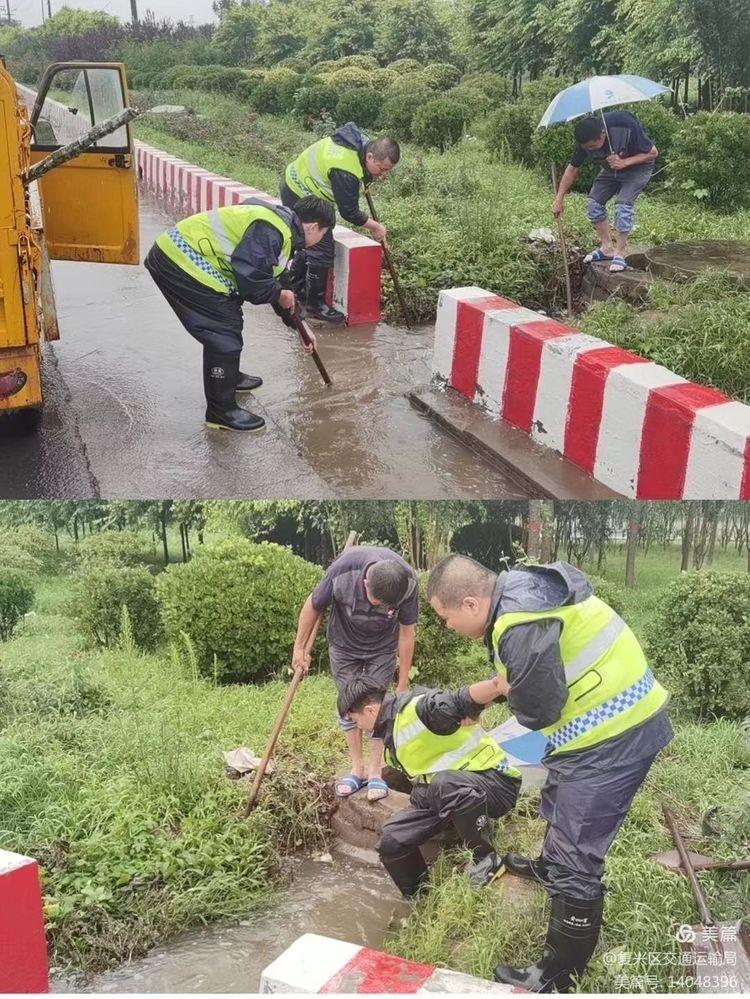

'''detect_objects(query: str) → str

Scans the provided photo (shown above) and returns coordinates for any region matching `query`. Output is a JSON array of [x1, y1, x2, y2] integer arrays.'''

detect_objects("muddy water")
[[2, 193, 529, 500], [56, 856, 408, 993]]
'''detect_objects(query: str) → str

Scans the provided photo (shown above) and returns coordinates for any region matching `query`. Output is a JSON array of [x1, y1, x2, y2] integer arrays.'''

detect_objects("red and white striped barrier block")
[[260, 933, 524, 993], [135, 143, 382, 326], [0, 849, 49, 993], [433, 287, 750, 499]]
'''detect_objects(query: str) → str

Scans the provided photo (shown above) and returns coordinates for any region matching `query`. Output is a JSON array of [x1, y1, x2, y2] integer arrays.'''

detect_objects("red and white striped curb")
[[135, 142, 382, 326], [260, 933, 524, 993], [0, 849, 49, 993], [433, 286, 750, 499]]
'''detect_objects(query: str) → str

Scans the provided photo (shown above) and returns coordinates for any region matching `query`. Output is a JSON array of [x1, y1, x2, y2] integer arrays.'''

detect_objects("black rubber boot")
[[493, 893, 604, 993], [236, 372, 263, 393], [504, 852, 549, 884], [381, 849, 429, 899], [305, 264, 345, 324], [453, 803, 504, 887], [203, 350, 265, 432]]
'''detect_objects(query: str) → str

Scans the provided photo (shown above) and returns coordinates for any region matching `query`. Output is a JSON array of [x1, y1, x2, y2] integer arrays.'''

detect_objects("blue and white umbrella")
[[538, 74, 671, 129]]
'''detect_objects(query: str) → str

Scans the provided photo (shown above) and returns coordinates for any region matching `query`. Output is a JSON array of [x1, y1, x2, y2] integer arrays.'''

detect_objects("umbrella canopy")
[[538, 74, 671, 128]]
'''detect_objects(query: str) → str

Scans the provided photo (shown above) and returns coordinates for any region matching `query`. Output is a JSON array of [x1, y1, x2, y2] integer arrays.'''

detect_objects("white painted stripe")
[[684, 400, 750, 499], [594, 363, 685, 496], [260, 933, 360, 993], [476, 307, 543, 414], [421, 966, 520, 993], [532, 334, 605, 451], [332, 237, 351, 314], [0, 849, 35, 876], [432, 287, 489, 382]]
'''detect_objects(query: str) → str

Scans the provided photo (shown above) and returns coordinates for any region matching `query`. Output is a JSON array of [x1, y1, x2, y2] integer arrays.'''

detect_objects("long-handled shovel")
[[293, 313, 332, 387], [244, 666, 305, 815], [364, 190, 414, 330], [551, 164, 574, 316], [663, 804, 750, 992]]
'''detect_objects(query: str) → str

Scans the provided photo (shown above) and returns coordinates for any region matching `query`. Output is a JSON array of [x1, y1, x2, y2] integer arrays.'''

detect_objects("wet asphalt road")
[[1, 193, 529, 500]]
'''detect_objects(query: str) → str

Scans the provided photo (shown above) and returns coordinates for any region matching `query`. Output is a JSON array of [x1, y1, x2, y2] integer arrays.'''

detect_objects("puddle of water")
[[54, 856, 408, 994]]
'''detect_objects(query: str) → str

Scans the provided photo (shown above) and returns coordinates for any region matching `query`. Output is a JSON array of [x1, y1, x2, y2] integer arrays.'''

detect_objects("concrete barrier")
[[433, 287, 750, 499], [135, 143, 382, 326], [0, 849, 49, 993], [260, 933, 524, 993]]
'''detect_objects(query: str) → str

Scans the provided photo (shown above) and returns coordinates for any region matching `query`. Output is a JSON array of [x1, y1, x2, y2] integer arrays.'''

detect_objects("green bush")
[[459, 72, 510, 104], [76, 531, 146, 567], [386, 58, 422, 76], [380, 82, 434, 139], [6, 525, 57, 568], [252, 68, 303, 114], [531, 122, 596, 192], [412, 62, 462, 92], [669, 111, 750, 210], [0, 543, 43, 577], [0, 571, 34, 641], [449, 83, 493, 125], [320, 66, 375, 91], [411, 574, 474, 687], [486, 102, 535, 165], [335, 87, 383, 130], [586, 574, 626, 617], [631, 100, 681, 170], [645, 571, 750, 720], [315, 55, 379, 74], [69, 565, 162, 650], [156, 540, 323, 683], [412, 98, 466, 151], [293, 82, 338, 126], [235, 69, 267, 103]]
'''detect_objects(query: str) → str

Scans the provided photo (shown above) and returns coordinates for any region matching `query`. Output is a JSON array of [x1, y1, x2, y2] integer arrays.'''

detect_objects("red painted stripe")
[[345, 244, 382, 325], [320, 948, 435, 994], [218, 183, 226, 208], [742, 438, 750, 499], [564, 346, 647, 474], [0, 862, 49, 992], [638, 382, 730, 499], [502, 319, 574, 432], [450, 295, 514, 399]]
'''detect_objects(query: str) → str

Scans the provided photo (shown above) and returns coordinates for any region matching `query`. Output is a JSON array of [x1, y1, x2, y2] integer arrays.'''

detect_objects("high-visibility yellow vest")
[[385, 695, 520, 782], [156, 202, 293, 296], [492, 595, 669, 756], [285, 136, 365, 203]]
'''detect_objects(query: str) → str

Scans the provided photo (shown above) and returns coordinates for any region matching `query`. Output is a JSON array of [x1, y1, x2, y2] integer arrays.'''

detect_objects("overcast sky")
[[17, 0, 218, 28]]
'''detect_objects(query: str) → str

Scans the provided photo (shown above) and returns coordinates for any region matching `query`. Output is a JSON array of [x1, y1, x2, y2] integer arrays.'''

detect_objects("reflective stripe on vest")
[[387, 696, 520, 782], [492, 594, 668, 755], [285, 136, 365, 203], [155, 203, 293, 295]]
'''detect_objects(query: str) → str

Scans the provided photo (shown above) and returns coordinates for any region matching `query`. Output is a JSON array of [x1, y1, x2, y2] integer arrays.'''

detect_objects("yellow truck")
[[0, 59, 139, 426]]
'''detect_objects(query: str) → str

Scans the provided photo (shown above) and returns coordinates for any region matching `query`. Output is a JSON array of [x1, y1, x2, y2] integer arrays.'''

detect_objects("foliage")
[[0, 571, 34, 641], [486, 102, 536, 165], [156, 540, 323, 683], [380, 82, 435, 139], [410, 574, 475, 687], [335, 88, 384, 130], [412, 98, 466, 151], [413, 62, 462, 91], [5, 525, 58, 568], [69, 565, 162, 650], [669, 111, 750, 210], [646, 571, 750, 721], [293, 82, 339, 126], [386, 58, 423, 76], [586, 574, 626, 617], [252, 68, 303, 114], [0, 543, 44, 577], [76, 531, 147, 568]]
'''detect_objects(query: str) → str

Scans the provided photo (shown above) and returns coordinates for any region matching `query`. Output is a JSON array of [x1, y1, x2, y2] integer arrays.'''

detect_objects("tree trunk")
[[540, 501, 555, 563], [527, 500, 542, 560], [625, 503, 641, 589], [683, 66, 689, 105], [161, 505, 169, 566], [681, 503, 695, 570]]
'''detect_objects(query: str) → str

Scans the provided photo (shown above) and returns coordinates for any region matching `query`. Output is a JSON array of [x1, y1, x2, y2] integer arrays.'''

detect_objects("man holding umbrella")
[[541, 75, 669, 274]]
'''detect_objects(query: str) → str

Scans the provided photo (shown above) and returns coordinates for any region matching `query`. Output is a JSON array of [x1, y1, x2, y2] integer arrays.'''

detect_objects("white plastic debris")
[[224, 747, 274, 777]]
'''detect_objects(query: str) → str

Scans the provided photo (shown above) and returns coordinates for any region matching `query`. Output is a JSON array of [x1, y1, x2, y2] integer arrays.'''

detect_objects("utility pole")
[[5, 0, 11, 25], [46, 0, 51, 18], [40, 0, 44, 21], [130, 0, 138, 23]]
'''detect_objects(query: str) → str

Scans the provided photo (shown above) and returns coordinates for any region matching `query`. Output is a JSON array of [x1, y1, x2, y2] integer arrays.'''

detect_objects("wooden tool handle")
[[245, 667, 305, 815]]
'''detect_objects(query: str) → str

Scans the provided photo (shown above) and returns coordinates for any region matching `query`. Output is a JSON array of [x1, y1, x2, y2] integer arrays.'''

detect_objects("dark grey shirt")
[[311, 546, 419, 656]]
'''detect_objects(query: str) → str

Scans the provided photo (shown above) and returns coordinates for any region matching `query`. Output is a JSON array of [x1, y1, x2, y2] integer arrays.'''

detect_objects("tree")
[[373, 0, 453, 65]]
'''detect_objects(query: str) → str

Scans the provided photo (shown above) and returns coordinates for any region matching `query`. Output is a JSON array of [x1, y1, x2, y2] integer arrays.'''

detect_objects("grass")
[[0, 574, 342, 975], [132, 89, 750, 331]]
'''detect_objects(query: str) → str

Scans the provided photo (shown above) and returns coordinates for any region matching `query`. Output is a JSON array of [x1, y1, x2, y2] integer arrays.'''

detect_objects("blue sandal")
[[584, 248, 613, 264], [335, 774, 368, 798], [609, 257, 628, 273], [367, 777, 389, 801]]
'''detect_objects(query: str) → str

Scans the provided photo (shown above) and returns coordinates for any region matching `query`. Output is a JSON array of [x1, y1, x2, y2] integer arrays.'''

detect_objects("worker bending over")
[[553, 110, 658, 274], [339, 674, 520, 895], [428, 555, 673, 994], [145, 196, 334, 433], [281, 122, 399, 323]]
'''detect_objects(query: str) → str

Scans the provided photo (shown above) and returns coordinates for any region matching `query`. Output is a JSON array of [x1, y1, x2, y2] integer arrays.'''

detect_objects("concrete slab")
[[408, 384, 622, 500]]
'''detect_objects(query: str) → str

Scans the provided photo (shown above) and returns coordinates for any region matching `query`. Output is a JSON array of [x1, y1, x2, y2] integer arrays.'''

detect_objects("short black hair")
[[366, 136, 401, 165], [367, 560, 412, 606], [427, 554, 497, 608], [574, 117, 605, 144], [294, 195, 336, 230], [337, 677, 387, 718]]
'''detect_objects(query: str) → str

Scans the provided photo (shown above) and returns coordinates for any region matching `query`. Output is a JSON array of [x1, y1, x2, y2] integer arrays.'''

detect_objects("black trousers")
[[279, 178, 335, 268], [378, 768, 520, 858], [539, 749, 662, 900], [145, 243, 245, 356]]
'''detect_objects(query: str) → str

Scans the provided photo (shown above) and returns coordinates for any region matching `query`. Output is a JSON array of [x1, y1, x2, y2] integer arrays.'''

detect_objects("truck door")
[[29, 62, 139, 264]]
